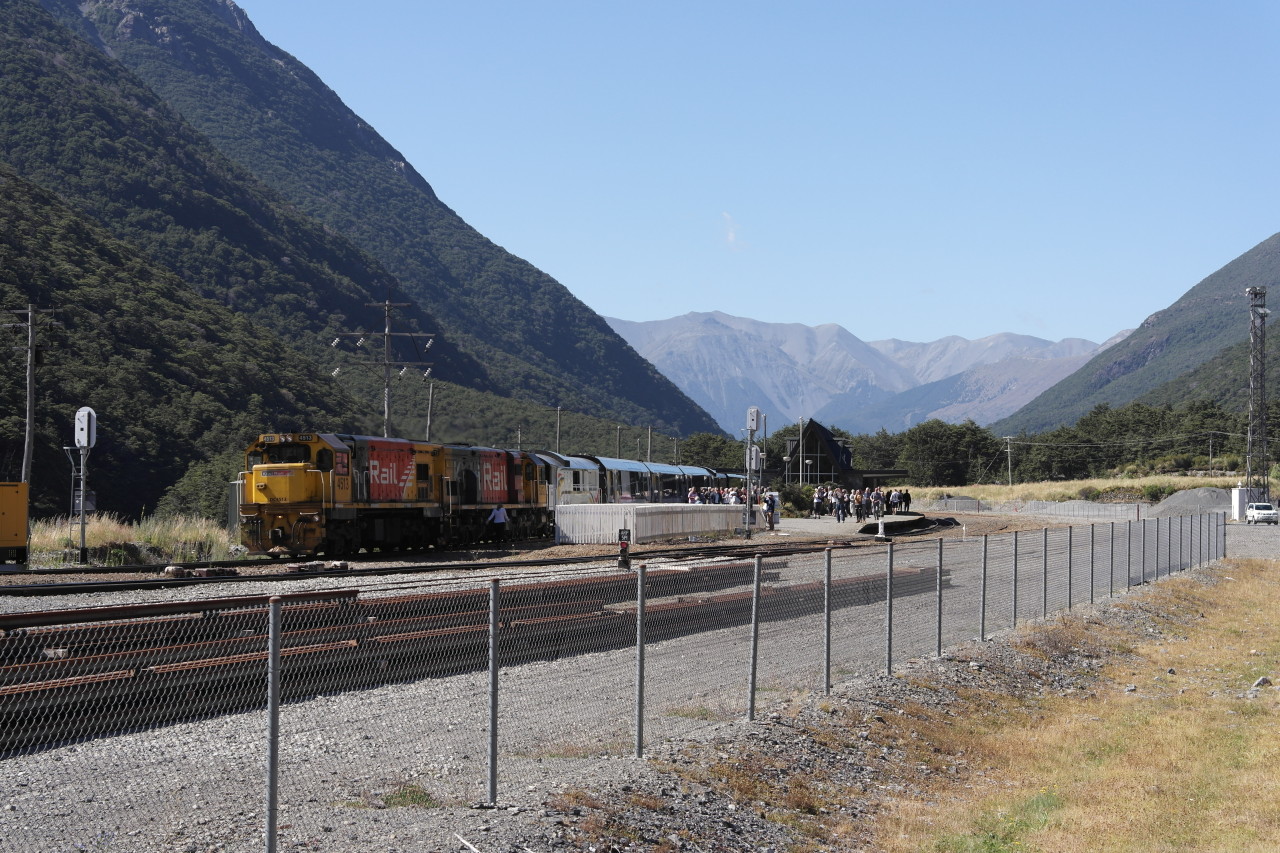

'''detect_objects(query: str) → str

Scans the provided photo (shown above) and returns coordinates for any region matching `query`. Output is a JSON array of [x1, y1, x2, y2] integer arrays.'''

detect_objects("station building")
[[778, 419, 907, 490]]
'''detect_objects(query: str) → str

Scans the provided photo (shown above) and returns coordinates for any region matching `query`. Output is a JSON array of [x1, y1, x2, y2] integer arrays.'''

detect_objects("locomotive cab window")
[[248, 451, 264, 467], [315, 449, 334, 472], [269, 443, 311, 464]]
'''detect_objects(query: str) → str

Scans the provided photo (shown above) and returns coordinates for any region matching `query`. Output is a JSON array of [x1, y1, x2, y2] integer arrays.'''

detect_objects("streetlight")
[[804, 459, 813, 484], [782, 456, 790, 485]]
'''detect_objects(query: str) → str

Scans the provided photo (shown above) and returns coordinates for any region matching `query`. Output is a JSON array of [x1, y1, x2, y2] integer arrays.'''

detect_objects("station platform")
[[750, 512, 927, 540]]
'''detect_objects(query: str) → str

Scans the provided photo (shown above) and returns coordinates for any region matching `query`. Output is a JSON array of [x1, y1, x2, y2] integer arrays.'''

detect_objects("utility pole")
[[1004, 436, 1014, 488], [331, 299, 434, 437], [1245, 286, 1270, 501], [4, 305, 61, 483], [745, 407, 761, 539]]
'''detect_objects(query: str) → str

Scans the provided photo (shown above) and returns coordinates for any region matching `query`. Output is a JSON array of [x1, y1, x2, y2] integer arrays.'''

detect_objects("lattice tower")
[[1245, 286, 1270, 501]]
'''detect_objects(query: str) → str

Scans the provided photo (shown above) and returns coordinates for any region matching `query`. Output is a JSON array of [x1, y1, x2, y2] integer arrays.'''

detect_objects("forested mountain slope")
[[1, 0, 441, 371], [0, 1, 698, 517], [0, 163, 354, 516], [40, 0, 719, 436], [992, 231, 1280, 434]]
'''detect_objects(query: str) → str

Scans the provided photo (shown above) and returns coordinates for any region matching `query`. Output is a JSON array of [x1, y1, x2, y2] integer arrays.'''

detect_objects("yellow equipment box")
[[0, 482, 29, 562]]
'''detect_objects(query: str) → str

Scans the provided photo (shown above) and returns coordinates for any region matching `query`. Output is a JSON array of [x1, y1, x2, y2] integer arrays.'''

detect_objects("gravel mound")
[[1147, 487, 1231, 518]]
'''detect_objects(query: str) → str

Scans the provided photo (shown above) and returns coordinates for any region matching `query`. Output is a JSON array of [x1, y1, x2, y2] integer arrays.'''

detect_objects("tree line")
[[675, 399, 1272, 487]]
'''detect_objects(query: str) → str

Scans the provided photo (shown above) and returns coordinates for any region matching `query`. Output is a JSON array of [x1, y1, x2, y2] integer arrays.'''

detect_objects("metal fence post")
[[1164, 516, 1171, 578], [265, 596, 282, 853], [1155, 517, 1162, 580], [1109, 521, 1115, 595], [1140, 518, 1147, 585], [487, 578, 500, 806], [1041, 527, 1048, 618], [1088, 524, 1095, 605], [885, 542, 894, 674], [1067, 526, 1074, 609], [1012, 531, 1019, 628], [1177, 516, 1183, 573], [635, 563, 647, 758], [747, 554, 762, 721], [1126, 521, 1133, 590], [823, 549, 832, 695], [980, 534, 988, 641], [935, 539, 943, 658]]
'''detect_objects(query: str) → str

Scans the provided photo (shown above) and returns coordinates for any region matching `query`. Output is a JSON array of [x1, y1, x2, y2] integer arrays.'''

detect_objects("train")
[[237, 432, 731, 556]]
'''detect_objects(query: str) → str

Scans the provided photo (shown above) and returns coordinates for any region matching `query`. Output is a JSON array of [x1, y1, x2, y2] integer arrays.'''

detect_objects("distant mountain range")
[[607, 312, 1130, 434]]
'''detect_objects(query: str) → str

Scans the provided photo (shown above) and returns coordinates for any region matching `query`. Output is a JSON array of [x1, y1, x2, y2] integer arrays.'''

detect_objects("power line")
[[330, 298, 435, 438]]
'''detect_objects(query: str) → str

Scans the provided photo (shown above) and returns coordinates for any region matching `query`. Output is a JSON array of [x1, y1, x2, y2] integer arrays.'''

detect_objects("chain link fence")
[[920, 497, 1149, 520], [0, 513, 1226, 851]]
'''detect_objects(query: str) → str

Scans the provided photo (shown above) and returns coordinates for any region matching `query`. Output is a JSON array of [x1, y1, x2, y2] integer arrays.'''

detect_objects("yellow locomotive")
[[238, 433, 553, 556]]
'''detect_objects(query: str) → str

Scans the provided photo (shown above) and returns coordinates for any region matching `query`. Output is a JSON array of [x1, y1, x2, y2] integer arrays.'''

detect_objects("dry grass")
[[874, 558, 1280, 852], [919, 473, 1239, 504], [28, 513, 237, 565]]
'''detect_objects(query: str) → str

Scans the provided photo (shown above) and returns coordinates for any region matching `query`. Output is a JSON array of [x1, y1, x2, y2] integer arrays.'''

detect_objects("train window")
[[271, 443, 311, 464], [248, 451, 264, 467], [416, 463, 431, 481], [315, 449, 333, 472]]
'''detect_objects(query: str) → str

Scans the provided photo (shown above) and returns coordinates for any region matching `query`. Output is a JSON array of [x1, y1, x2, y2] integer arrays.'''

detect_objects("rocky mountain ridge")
[[608, 311, 1129, 434]]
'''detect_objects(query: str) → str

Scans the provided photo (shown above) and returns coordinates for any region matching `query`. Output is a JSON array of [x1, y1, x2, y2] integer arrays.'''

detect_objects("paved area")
[[748, 512, 916, 540]]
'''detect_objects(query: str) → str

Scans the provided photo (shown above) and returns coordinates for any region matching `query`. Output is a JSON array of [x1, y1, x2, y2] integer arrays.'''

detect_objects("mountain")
[[820, 343, 1120, 434], [607, 311, 1114, 435], [0, 0, 715, 517], [991, 232, 1280, 435], [0, 161, 352, 517], [607, 312, 916, 434], [868, 335, 1102, 384], [37, 0, 720, 437]]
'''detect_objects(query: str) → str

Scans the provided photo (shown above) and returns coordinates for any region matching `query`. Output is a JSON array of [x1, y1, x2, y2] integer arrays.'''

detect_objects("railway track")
[[0, 556, 947, 755], [0, 517, 947, 596]]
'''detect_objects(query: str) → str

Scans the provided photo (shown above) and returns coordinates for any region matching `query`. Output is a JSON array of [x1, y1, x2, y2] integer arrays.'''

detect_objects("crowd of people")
[[685, 485, 779, 530], [682, 484, 911, 527], [806, 485, 911, 522], [684, 486, 764, 505]]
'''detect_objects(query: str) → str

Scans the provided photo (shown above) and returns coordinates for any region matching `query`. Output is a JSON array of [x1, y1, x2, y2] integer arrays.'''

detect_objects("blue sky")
[[242, 1, 1280, 344]]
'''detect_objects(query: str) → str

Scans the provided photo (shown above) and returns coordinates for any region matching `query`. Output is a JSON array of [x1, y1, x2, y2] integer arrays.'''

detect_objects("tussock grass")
[[920, 473, 1239, 504], [28, 513, 237, 566], [877, 558, 1280, 852]]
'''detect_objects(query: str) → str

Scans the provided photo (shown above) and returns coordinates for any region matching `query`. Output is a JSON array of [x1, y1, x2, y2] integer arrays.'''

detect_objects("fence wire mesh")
[[0, 513, 1227, 851]]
